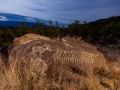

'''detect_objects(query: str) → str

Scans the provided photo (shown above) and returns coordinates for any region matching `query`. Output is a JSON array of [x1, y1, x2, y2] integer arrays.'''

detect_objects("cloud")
[[0, 0, 120, 23], [0, 16, 8, 21], [25, 17, 36, 22]]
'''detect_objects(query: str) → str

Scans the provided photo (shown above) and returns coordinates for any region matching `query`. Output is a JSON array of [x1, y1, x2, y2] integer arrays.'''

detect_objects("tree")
[[49, 20, 53, 26]]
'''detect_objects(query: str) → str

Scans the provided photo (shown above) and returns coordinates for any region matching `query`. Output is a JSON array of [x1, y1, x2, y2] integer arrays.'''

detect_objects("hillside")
[[67, 16, 120, 44], [0, 21, 35, 27], [89, 16, 120, 41], [0, 16, 120, 46]]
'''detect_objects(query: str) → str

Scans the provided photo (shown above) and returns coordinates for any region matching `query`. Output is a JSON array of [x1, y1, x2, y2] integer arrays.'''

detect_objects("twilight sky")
[[0, 0, 120, 23]]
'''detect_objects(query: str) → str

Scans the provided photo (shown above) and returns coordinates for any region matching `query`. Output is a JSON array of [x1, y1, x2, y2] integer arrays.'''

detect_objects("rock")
[[8, 34, 109, 77], [8, 33, 50, 53], [13, 33, 50, 45]]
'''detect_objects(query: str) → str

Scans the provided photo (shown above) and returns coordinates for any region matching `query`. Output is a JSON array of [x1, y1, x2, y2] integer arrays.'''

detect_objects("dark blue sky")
[[0, 0, 120, 23]]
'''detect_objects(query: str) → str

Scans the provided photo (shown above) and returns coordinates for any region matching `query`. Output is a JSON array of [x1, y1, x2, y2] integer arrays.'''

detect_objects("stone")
[[8, 33, 50, 53], [8, 34, 109, 77], [13, 33, 50, 45]]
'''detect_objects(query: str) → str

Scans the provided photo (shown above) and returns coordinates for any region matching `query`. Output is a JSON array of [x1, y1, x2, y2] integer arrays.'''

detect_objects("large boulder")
[[8, 34, 109, 77]]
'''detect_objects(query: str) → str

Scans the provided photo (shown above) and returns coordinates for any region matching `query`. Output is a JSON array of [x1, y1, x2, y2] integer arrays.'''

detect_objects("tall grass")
[[0, 60, 103, 90], [0, 59, 120, 90]]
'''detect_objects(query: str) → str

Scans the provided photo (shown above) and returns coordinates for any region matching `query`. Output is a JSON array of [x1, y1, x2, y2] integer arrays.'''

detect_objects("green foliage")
[[0, 16, 120, 46]]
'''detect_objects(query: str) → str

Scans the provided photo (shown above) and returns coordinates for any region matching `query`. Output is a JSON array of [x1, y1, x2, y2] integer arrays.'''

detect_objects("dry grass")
[[0, 61, 102, 90], [0, 60, 120, 90]]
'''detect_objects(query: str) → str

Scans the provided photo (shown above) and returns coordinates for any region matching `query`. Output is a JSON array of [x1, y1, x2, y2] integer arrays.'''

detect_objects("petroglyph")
[[32, 43, 52, 53], [81, 52, 98, 64], [31, 43, 52, 60], [22, 40, 42, 55], [53, 48, 97, 64]]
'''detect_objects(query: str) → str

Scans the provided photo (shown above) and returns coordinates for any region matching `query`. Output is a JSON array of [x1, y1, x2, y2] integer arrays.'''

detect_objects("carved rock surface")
[[8, 35, 109, 77], [8, 33, 50, 53]]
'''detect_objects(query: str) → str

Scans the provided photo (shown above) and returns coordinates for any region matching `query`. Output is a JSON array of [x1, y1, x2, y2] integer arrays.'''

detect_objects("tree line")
[[0, 16, 120, 46]]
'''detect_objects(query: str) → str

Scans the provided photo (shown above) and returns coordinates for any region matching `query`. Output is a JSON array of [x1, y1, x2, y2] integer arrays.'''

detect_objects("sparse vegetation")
[[0, 62, 116, 89], [0, 16, 120, 46], [0, 58, 120, 90]]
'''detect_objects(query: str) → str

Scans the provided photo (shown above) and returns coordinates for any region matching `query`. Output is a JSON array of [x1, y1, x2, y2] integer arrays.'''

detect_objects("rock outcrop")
[[8, 33, 109, 78], [8, 33, 50, 53]]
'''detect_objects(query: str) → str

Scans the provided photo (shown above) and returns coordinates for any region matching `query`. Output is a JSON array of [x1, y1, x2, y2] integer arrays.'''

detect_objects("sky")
[[0, 0, 120, 23]]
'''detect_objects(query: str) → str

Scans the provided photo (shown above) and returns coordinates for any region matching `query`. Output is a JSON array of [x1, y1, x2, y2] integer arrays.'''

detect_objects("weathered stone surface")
[[13, 33, 50, 45], [8, 34, 109, 77], [8, 33, 50, 53]]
